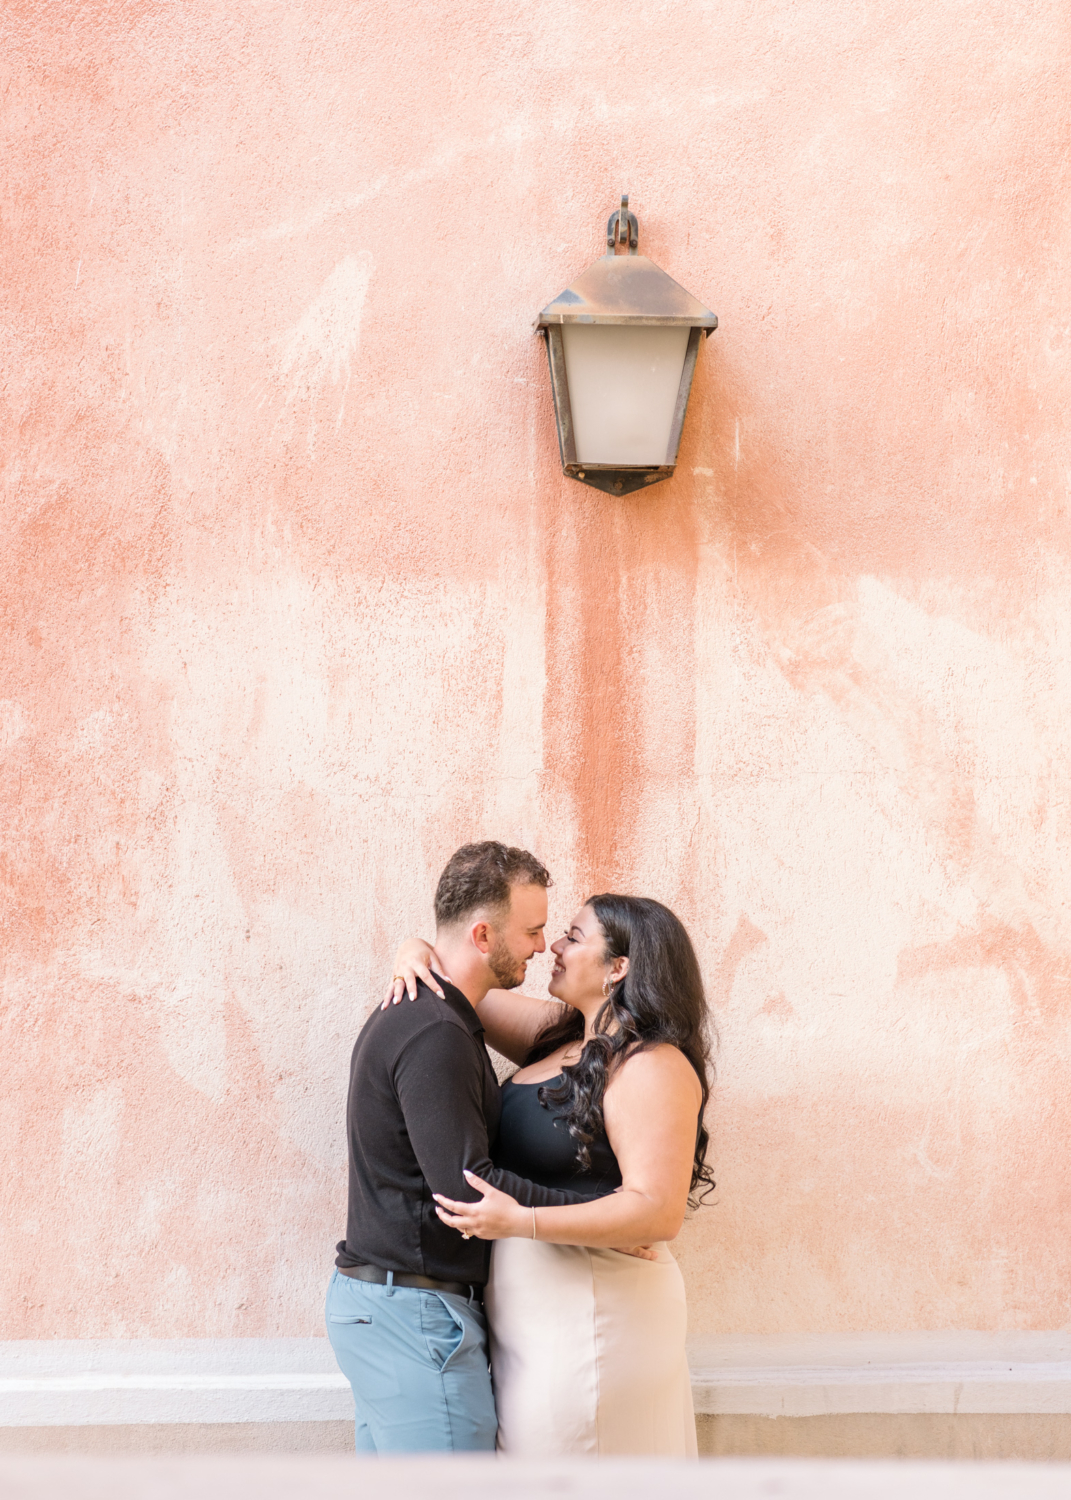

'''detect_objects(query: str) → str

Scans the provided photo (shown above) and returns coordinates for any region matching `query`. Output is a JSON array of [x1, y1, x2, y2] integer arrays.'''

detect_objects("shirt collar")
[[429, 978, 485, 1037]]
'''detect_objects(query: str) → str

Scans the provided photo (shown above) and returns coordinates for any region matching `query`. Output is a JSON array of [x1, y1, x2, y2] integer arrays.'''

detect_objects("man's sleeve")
[[393, 1022, 592, 1208]]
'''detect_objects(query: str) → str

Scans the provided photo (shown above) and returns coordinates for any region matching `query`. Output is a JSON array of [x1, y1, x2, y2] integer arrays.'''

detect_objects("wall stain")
[[711, 914, 769, 1009], [898, 920, 1071, 1023]]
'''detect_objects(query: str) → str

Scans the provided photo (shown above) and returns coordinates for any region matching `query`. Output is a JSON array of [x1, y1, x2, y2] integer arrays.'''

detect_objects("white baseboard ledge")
[[3, 1333, 1070, 1427], [690, 1332, 1071, 1417]]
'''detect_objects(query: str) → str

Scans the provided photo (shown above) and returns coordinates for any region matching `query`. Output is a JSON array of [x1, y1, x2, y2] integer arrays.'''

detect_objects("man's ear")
[[469, 919, 493, 957]]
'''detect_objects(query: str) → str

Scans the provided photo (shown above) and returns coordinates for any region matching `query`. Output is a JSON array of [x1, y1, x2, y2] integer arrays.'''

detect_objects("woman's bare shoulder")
[[608, 1042, 704, 1099]]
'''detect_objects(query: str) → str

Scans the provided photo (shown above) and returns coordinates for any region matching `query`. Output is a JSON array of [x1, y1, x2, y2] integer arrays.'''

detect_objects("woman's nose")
[[550, 936, 565, 956]]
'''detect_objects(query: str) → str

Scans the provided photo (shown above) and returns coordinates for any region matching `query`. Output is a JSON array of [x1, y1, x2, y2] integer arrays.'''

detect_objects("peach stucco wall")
[[3, 0, 1070, 1340]]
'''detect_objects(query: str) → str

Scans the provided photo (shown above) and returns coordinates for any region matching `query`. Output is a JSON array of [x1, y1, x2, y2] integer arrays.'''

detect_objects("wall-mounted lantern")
[[536, 195, 718, 496]]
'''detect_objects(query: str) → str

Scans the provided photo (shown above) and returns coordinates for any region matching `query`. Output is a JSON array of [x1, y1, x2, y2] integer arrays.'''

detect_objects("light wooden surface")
[[4, 1455, 1071, 1500]]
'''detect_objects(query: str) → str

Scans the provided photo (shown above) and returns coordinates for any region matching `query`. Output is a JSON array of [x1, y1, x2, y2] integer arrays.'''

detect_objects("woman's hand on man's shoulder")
[[381, 939, 450, 1008]]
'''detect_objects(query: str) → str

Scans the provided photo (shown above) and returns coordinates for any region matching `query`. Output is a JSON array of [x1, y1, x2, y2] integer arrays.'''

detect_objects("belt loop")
[[385, 1271, 394, 1297]]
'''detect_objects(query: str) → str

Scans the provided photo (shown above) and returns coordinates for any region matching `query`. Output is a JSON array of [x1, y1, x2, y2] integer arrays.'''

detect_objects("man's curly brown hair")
[[434, 841, 551, 929]]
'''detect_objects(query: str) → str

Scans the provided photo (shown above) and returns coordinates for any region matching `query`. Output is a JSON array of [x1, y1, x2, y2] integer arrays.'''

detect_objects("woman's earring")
[[602, 975, 614, 1000]]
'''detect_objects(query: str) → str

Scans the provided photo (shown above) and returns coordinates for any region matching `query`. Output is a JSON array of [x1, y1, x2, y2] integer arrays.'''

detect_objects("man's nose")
[[533, 931, 547, 953]]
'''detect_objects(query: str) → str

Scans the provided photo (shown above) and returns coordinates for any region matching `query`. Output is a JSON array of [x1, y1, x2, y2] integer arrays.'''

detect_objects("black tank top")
[[492, 1073, 623, 1200]]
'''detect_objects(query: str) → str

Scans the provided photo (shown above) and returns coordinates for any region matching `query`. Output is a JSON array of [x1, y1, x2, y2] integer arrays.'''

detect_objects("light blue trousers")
[[325, 1269, 497, 1453]]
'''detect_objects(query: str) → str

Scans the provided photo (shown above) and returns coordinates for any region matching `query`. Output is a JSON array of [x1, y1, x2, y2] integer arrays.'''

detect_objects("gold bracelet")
[[531, 1206, 537, 1240]]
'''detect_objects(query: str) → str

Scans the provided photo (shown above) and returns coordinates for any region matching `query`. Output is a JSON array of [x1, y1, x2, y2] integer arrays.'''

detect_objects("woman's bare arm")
[[434, 1044, 703, 1245], [478, 990, 566, 1066], [382, 938, 565, 1065]]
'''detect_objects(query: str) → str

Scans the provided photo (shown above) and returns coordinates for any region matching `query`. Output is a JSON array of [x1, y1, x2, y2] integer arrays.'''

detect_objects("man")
[[327, 840, 587, 1453]]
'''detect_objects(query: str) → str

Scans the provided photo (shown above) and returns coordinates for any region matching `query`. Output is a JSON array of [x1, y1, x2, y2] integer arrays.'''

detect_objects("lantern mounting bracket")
[[606, 194, 638, 254]]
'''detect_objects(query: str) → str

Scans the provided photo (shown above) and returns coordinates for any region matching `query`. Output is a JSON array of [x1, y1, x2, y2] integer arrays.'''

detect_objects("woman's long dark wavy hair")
[[527, 894, 716, 1207]]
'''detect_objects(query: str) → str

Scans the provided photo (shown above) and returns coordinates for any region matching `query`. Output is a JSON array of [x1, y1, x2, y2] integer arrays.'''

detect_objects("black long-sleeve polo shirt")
[[336, 978, 587, 1286]]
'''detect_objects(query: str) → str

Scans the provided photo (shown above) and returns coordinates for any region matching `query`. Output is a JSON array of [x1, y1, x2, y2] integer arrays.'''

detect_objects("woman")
[[385, 893, 714, 1457]]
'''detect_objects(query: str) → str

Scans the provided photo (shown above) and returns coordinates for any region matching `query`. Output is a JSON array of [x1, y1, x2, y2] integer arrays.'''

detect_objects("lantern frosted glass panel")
[[562, 323, 691, 466]]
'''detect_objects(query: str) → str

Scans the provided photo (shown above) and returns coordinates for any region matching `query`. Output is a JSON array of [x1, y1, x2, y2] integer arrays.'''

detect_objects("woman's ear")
[[611, 955, 629, 983]]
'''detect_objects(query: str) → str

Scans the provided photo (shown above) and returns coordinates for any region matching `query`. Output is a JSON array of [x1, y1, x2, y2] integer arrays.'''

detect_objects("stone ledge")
[[0, 1342, 348, 1427], [3, 1334, 1070, 1428], [694, 1413, 1071, 1462], [5, 1414, 1071, 1461], [689, 1331, 1071, 1417]]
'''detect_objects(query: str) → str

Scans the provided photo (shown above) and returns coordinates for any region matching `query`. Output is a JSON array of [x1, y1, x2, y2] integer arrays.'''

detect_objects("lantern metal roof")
[[536, 254, 718, 331]]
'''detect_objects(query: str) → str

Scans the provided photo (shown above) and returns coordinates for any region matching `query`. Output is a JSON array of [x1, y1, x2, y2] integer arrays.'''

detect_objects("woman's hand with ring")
[[380, 938, 451, 1008], [433, 1172, 528, 1240]]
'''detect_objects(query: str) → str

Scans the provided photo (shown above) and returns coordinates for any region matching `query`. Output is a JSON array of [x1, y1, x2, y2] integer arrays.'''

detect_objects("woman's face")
[[548, 904, 623, 1010]]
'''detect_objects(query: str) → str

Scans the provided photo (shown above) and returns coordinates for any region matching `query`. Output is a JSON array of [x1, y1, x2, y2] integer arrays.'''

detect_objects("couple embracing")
[[327, 840, 714, 1456]]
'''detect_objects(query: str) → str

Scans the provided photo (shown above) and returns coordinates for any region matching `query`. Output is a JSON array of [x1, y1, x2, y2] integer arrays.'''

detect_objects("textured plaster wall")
[[2, 0, 1070, 1340]]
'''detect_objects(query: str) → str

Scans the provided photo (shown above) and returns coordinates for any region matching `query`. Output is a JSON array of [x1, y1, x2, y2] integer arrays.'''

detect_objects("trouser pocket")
[[420, 1292, 468, 1372], [326, 1275, 402, 1396]]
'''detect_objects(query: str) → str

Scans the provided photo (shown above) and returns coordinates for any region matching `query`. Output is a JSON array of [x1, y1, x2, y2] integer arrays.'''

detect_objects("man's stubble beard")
[[488, 936, 526, 990]]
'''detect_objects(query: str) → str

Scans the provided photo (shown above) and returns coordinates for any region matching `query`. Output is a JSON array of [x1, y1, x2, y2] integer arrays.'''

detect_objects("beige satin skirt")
[[485, 1237, 697, 1457]]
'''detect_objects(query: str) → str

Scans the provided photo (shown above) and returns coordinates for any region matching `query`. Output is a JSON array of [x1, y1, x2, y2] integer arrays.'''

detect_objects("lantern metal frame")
[[536, 196, 718, 496]]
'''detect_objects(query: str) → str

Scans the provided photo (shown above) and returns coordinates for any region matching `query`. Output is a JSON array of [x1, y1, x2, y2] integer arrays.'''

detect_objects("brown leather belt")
[[337, 1263, 481, 1299]]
